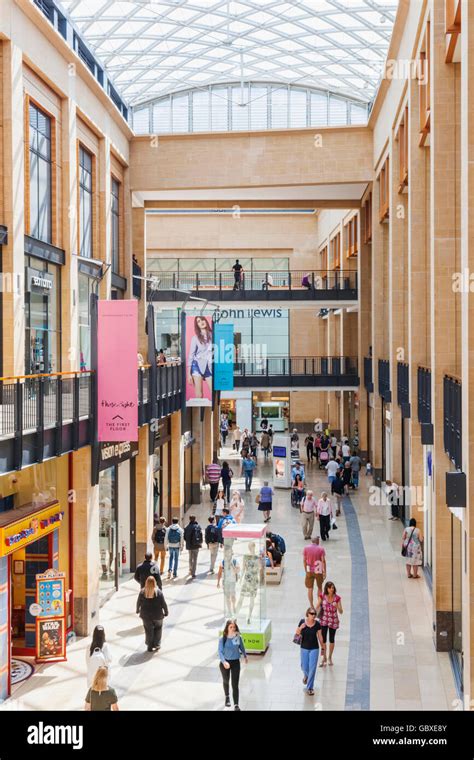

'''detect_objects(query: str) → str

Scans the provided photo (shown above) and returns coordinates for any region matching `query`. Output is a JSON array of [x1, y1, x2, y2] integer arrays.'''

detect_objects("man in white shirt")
[[341, 441, 351, 462], [325, 459, 339, 486], [317, 493, 334, 541]]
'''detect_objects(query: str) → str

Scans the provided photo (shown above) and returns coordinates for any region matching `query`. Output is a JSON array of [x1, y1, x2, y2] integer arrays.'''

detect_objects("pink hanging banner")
[[97, 300, 138, 442]]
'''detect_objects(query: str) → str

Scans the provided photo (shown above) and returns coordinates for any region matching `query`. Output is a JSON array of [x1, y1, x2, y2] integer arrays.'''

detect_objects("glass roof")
[[56, 0, 399, 107]]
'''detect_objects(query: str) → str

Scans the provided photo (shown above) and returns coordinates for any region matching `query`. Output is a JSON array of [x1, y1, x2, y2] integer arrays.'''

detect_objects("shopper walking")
[[349, 451, 362, 489], [86, 625, 112, 688], [342, 460, 353, 494], [184, 514, 203, 578], [206, 458, 222, 502], [260, 430, 271, 460], [304, 433, 315, 462], [221, 461, 234, 502], [151, 516, 167, 573], [402, 518, 423, 578], [294, 608, 325, 696], [165, 517, 184, 579], [134, 552, 162, 590], [85, 666, 119, 711], [317, 492, 333, 541], [303, 537, 326, 606], [205, 516, 220, 574], [317, 581, 343, 667], [242, 454, 256, 491], [137, 576, 169, 652], [218, 620, 248, 710], [300, 490, 318, 539], [234, 425, 242, 452], [331, 470, 344, 516], [257, 480, 274, 522]]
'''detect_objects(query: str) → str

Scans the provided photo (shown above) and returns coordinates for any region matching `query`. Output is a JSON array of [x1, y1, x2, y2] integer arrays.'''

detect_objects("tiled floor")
[[3, 443, 457, 711]]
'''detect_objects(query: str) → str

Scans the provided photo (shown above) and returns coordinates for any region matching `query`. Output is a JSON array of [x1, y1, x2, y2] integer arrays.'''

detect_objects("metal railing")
[[444, 374, 462, 469], [378, 359, 391, 400], [364, 356, 373, 392], [148, 269, 358, 294], [397, 361, 409, 406], [417, 366, 431, 424], [233, 355, 358, 377]]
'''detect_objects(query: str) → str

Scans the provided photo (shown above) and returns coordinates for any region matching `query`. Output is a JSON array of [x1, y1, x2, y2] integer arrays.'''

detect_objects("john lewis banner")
[[214, 323, 234, 391], [98, 300, 138, 441]]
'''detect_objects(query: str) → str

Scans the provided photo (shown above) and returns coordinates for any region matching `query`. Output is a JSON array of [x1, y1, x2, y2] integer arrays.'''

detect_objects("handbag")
[[401, 527, 415, 557], [293, 623, 305, 645]]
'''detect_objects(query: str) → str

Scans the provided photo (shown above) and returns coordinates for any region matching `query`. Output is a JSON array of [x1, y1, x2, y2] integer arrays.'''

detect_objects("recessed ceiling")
[[56, 0, 399, 106]]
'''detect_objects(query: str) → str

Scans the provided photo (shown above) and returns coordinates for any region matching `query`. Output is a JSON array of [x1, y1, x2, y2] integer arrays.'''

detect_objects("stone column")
[[407, 76, 430, 534], [430, 3, 461, 654], [135, 423, 153, 559], [71, 446, 99, 636]]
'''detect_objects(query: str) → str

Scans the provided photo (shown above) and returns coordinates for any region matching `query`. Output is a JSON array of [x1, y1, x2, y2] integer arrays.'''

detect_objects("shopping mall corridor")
[[4, 444, 457, 712]]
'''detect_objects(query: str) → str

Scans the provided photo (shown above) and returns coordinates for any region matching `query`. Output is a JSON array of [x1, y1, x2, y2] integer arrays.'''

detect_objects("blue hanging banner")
[[214, 323, 234, 391]]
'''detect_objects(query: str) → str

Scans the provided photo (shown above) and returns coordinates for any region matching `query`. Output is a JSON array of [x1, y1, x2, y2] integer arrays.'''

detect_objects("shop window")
[[28, 102, 52, 244], [445, 0, 461, 63], [330, 232, 341, 270], [378, 157, 389, 222], [418, 22, 431, 146], [111, 177, 120, 273], [79, 146, 93, 258], [363, 193, 372, 243], [345, 216, 358, 258], [397, 106, 409, 192]]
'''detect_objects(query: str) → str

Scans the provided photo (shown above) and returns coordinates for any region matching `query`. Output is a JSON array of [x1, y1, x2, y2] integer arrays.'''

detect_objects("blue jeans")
[[300, 647, 320, 691], [244, 471, 253, 489], [168, 547, 179, 576]]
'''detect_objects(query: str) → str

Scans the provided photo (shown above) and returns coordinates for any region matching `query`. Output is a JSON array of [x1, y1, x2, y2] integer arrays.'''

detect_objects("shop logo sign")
[[27, 722, 83, 750]]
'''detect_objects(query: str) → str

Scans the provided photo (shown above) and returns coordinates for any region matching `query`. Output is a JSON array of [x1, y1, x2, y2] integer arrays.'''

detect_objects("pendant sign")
[[98, 300, 138, 441]]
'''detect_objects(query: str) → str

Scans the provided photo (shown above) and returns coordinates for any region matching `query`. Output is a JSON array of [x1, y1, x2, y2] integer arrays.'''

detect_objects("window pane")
[[152, 98, 171, 133], [310, 92, 328, 126], [270, 88, 288, 128], [172, 93, 189, 132], [350, 102, 368, 125], [250, 86, 268, 130], [289, 89, 307, 128], [231, 85, 249, 131], [192, 90, 210, 132], [329, 96, 348, 126], [211, 88, 228, 131]]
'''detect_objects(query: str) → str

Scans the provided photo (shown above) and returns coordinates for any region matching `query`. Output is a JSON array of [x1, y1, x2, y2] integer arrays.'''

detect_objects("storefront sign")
[[214, 323, 234, 391], [36, 618, 66, 661], [98, 300, 138, 441], [99, 441, 138, 471], [26, 267, 54, 293], [0, 504, 64, 557], [35, 570, 67, 662], [185, 314, 213, 407]]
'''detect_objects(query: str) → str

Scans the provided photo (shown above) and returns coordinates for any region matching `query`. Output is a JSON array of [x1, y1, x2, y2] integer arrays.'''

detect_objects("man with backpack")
[[205, 516, 220, 574], [184, 515, 203, 579], [151, 516, 167, 574]]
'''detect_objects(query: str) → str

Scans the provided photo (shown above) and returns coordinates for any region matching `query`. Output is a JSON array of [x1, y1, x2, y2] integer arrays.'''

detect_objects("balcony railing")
[[147, 269, 358, 301], [233, 355, 358, 387], [444, 374, 462, 470], [397, 361, 409, 406], [363, 356, 373, 392], [378, 359, 391, 401], [417, 366, 431, 424]]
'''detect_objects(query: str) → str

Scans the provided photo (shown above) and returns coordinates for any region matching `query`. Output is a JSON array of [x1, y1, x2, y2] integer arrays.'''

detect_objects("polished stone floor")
[[4, 443, 457, 711]]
